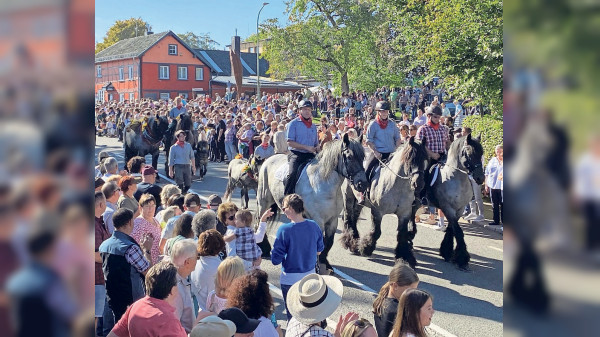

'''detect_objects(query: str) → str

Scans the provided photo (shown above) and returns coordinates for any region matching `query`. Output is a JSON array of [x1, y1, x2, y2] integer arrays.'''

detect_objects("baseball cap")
[[141, 165, 157, 176], [208, 194, 222, 207], [218, 308, 260, 334], [190, 316, 236, 337]]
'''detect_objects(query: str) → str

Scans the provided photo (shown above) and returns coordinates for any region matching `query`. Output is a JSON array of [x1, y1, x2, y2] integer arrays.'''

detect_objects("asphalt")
[[96, 135, 503, 337]]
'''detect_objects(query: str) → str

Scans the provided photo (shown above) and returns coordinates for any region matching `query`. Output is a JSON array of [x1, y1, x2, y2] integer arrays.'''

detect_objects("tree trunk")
[[341, 71, 349, 94]]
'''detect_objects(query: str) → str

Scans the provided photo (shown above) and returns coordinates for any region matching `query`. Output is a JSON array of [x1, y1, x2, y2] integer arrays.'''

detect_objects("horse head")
[[153, 116, 169, 137], [177, 113, 193, 131], [462, 133, 485, 184], [404, 136, 428, 192], [340, 133, 368, 192]]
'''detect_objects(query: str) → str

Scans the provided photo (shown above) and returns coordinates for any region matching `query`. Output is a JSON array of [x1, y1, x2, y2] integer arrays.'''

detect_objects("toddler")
[[224, 209, 273, 270]]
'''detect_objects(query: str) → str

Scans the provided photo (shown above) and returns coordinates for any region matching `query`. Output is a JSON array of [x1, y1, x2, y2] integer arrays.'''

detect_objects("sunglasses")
[[227, 215, 235, 221]]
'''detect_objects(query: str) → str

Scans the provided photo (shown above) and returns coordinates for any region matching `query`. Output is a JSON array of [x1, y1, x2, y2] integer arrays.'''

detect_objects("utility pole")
[[257, 2, 269, 99]]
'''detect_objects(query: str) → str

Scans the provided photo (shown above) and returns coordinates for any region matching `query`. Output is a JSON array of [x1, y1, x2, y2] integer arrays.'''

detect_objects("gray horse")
[[341, 136, 429, 268], [224, 155, 264, 209], [430, 133, 485, 270], [257, 134, 368, 273]]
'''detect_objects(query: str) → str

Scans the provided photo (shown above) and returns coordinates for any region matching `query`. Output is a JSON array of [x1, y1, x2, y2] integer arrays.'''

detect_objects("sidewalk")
[[417, 200, 503, 234]]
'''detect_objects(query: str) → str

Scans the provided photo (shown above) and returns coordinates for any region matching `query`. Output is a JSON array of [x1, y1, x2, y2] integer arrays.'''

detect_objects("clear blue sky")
[[95, 0, 289, 49]]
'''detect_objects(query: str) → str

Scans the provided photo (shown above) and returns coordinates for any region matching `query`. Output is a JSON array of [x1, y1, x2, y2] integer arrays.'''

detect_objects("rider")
[[415, 105, 450, 227], [169, 97, 187, 123], [358, 100, 401, 204], [284, 99, 319, 195]]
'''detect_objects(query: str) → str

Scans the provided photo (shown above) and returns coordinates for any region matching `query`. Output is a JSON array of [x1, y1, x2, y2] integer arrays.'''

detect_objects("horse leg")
[[241, 187, 249, 209], [407, 200, 420, 246], [450, 214, 470, 269], [318, 219, 337, 275], [439, 220, 455, 262], [341, 190, 362, 255], [360, 209, 383, 257], [395, 215, 417, 269], [508, 242, 550, 313], [164, 147, 170, 177]]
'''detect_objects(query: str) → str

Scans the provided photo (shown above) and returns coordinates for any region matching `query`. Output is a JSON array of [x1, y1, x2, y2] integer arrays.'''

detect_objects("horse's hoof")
[[457, 265, 473, 272]]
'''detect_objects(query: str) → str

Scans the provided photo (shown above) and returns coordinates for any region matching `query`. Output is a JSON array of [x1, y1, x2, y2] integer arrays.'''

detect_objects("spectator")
[[207, 193, 223, 211], [169, 239, 199, 333], [160, 205, 182, 230], [183, 193, 202, 216], [99, 208, 153, 330], [107, 261, 187, 337], [102, 181, 121, 233], [156, 184, 182, 217], [102, 157, 120, 180], [440, 102, 451, 118], [159, 193, 186, 252], [373, 260, 420, 337], [192, 209, 218, 239], [168, 130, 195, 193], [341, 319, 377, 337], [190, 316, 236, 337], [413, 108, 427, 127], [218, 308, 261, 337], [117, 175, 141, 218], [224, 119, 238, 163], [485, 145, 504, 227], [273, 124, 289, 154], [229, 209, 263, 270], [132, 194, 162, 264], [95, 177, 105, 192], [126, 156, 146, 178], [134, 165, 162, 212], [255, 133, 275, 160], [408, 125, 418, 138], [286, 273, 358, 337], [94, 192, 111, 333], [164, 214, 195, 256], [228, 269, 283, 337], [191, 229, 225, 312], [271, 194, 324, 320], [203, 256, 245, 317], [389, 289, 435, 337], [398, 113, 411, 127], [574, 135, 600, 252], [96, 150, 110, 177]]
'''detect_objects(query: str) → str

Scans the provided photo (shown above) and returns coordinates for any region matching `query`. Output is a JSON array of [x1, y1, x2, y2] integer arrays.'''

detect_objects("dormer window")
[[168, 44, 177, 55]]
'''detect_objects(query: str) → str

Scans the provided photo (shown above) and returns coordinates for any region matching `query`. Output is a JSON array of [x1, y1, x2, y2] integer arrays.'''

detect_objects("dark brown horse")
[[124, 116, 169, 171]]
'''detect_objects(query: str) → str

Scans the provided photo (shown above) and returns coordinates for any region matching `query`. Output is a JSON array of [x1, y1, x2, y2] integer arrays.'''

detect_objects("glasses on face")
[[227, 215, 235, 221]]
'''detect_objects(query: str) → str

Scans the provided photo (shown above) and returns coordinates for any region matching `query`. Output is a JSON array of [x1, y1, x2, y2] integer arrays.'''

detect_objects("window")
[[160, 93, 170, 100], [168, 44, 177, 55], [177, 66, 188, 80], [159, 65, 169, 79], [128, 66, 133, 79], [96, 65, 102, 77], [119, 93, 125, 102], [195, 67, 204, 81], [108, 94, 113, 101], [118, 67, 124, 81], [129, 93, 135, 101]]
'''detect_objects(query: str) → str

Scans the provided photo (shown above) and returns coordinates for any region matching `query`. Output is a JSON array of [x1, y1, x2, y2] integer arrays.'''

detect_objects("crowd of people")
[[92, 84, 502, 337]]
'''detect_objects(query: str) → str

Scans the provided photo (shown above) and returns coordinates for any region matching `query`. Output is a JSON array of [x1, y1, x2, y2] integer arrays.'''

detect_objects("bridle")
[[338, 147, 363, 185], [142, 118, 164, 146]]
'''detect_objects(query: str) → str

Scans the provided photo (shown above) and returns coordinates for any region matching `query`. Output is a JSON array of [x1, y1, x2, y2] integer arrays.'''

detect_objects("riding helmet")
[[375, 101, 391, 111], [298, 100, 313, 109]]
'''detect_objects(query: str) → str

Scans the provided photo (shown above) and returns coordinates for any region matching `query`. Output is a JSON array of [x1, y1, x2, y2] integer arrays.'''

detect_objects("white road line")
[[101, 146, 456, 337], [488, 246, 503, 252]]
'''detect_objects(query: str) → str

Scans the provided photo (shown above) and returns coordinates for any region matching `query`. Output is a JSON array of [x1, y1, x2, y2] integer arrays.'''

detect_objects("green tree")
[[177, 32, 220, 50], [95, 18, 150, 53]]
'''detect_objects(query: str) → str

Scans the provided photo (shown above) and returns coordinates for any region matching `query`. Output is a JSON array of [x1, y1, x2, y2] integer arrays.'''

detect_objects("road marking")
[[100, 144, 456, 337], [488, 246, 503, 252]]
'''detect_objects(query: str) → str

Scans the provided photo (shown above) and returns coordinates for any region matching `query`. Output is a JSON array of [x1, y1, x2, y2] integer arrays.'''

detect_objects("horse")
[[123, 116, 169, 172], [426, 133, 485, 270], [163, 113, 197, 176], [257, 133, 368, 273], [340, 136, 429, 268], [195, 139, 209, 180], [224, 155, 265, 209]]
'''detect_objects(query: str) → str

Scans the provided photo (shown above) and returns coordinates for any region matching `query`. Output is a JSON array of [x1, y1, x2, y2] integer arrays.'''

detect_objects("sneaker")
[[464, 213, 477, 221], [472, 215, 485, 222], [435, 225, 447, 232]]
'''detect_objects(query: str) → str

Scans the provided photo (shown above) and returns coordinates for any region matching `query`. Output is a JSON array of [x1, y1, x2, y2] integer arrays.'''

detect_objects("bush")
[[462, 115, 503, 163]]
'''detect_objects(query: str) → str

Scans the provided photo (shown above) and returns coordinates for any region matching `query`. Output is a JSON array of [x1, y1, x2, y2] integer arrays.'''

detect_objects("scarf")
[[427, 120, 440, 130], [176, 140, 185, 148], [300, 116, 312, 128], [376, 116, 388, 129], [261, 143, 269, 149]]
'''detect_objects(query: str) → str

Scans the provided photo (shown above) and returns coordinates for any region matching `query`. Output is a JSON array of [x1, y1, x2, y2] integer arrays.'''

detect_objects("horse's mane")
[[315, 138, 365, 179], [449, 135, 483, 159], [395, 139, 428, 173]]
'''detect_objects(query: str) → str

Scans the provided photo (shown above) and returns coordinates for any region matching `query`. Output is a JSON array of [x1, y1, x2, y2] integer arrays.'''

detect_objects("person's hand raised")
[[334, 312, 359, 337], [260, 209, 275, 222]]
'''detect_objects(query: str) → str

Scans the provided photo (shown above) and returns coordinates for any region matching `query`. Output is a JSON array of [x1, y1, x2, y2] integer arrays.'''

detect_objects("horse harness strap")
[[375, 156, 412, 180], [142, 128, 162, 146]]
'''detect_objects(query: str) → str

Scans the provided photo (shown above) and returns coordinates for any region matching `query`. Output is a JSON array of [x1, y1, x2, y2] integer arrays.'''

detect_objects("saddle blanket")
[[274, 164, 309, 182]]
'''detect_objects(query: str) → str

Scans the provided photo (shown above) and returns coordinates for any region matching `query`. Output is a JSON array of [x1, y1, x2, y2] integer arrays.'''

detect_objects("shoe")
[[435, 225, 447, 232], [464, 213, 477, 221], [472, 215, 485, 221]]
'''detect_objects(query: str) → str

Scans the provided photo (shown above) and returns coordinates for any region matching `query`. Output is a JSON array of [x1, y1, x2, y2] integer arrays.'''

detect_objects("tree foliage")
[[95, 18, 150, 53], [177, 32, 219, 50], [462, 115, 503, 163]]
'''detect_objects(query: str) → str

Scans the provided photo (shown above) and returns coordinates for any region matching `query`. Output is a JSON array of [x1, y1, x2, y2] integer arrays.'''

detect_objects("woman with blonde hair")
[[155, 184, 182, 221], [341, 318, 377, 337], [373, 260, 419, 337], [195, 256, 245, 322]]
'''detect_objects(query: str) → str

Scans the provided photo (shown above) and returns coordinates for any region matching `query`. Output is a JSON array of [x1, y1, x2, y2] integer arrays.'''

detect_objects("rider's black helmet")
[[375, 101, 391, 111], [298, 100, 313, 109]]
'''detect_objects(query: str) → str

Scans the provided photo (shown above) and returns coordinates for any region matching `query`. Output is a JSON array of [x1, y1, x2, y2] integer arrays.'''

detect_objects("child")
[[223, 209, 273, 271]]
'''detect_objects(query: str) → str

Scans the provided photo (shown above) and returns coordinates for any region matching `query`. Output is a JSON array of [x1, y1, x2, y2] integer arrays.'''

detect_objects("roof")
[[212, 76, 304, 89], [193, 49, 269, 77]]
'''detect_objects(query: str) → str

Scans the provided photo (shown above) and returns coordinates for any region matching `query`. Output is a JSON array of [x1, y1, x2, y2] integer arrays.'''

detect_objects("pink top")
[[112, 296, 187, 337], [132, 216, 162, 264]]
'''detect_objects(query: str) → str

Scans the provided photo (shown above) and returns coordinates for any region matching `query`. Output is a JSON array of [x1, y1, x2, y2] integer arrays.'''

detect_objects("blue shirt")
[[413, 115, 427, 127], [271, 219, 324, 285], [366, 120, 400, 153], [169, 106, 187, 119], [286, 117, 318, 153], [168, 142, 194, 166]]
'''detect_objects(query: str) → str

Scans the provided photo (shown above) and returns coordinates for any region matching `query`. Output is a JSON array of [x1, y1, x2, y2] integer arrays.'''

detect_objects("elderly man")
[[169, 239, 198, 333], [102, 181, 121, 234], [102, 157, 119, 180], [192, 209, 217, 239], [134, 165, 162, 211], [168, 130, 195, 193]]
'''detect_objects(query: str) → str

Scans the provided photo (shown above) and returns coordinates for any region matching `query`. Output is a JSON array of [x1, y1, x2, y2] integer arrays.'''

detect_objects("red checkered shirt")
[[416, 123, 449, 154]]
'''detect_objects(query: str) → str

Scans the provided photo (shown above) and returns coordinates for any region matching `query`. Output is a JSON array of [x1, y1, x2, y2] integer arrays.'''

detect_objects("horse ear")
[[466, 133, 472, 142], [409, 135, 415, 145], [475, 133, 482, 142], [342, 132, 350, 147], [358, 134, 363, 145]]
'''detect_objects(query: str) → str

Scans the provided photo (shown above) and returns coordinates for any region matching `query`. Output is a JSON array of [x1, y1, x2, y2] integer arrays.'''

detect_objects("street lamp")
[[257, 2, 269, 100]]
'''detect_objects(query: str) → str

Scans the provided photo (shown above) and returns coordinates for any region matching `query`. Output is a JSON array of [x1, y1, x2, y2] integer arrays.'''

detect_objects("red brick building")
[[95, 31, 212, 102]]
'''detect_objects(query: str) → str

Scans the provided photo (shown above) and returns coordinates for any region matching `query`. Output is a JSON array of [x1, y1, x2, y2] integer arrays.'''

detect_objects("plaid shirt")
[[416, 123, 449, 154], [286, 317, 334, 337], [124, 244, 150, 275], [234, 227, 262, 262], [225, 126, 237, 142]]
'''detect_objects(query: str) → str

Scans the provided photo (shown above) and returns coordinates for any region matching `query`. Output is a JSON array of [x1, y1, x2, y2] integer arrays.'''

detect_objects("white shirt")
[[190, 255, 221, 311], [253, 316, 279, 337], [174, 273, 196, 333], [575, 153, 600, 201], [485, 157, 503, 190]]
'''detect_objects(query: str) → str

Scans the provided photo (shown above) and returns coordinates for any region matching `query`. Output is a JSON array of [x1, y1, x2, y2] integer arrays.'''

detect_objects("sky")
[[95, 0, 289, 49]]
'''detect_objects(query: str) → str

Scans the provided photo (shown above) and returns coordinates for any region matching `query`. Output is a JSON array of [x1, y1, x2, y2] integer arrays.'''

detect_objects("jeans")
[[281, 283, 293, 321], [225, 141, 237, 161], [469, 176, 484, 215], [101, 297, 115, 337], [490, 188, 503, 224]]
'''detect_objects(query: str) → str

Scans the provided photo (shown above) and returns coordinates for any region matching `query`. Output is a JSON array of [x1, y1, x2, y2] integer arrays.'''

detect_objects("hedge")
[[461, 115, 503, 164]]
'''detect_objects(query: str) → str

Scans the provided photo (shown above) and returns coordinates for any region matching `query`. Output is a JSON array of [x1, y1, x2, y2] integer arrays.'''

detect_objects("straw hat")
[[190, 316, 236, 337], [287, 273, 344, 324]]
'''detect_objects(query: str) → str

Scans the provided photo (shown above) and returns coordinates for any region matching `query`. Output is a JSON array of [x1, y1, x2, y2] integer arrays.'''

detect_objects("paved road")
[[96, 135, 503, 337]]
